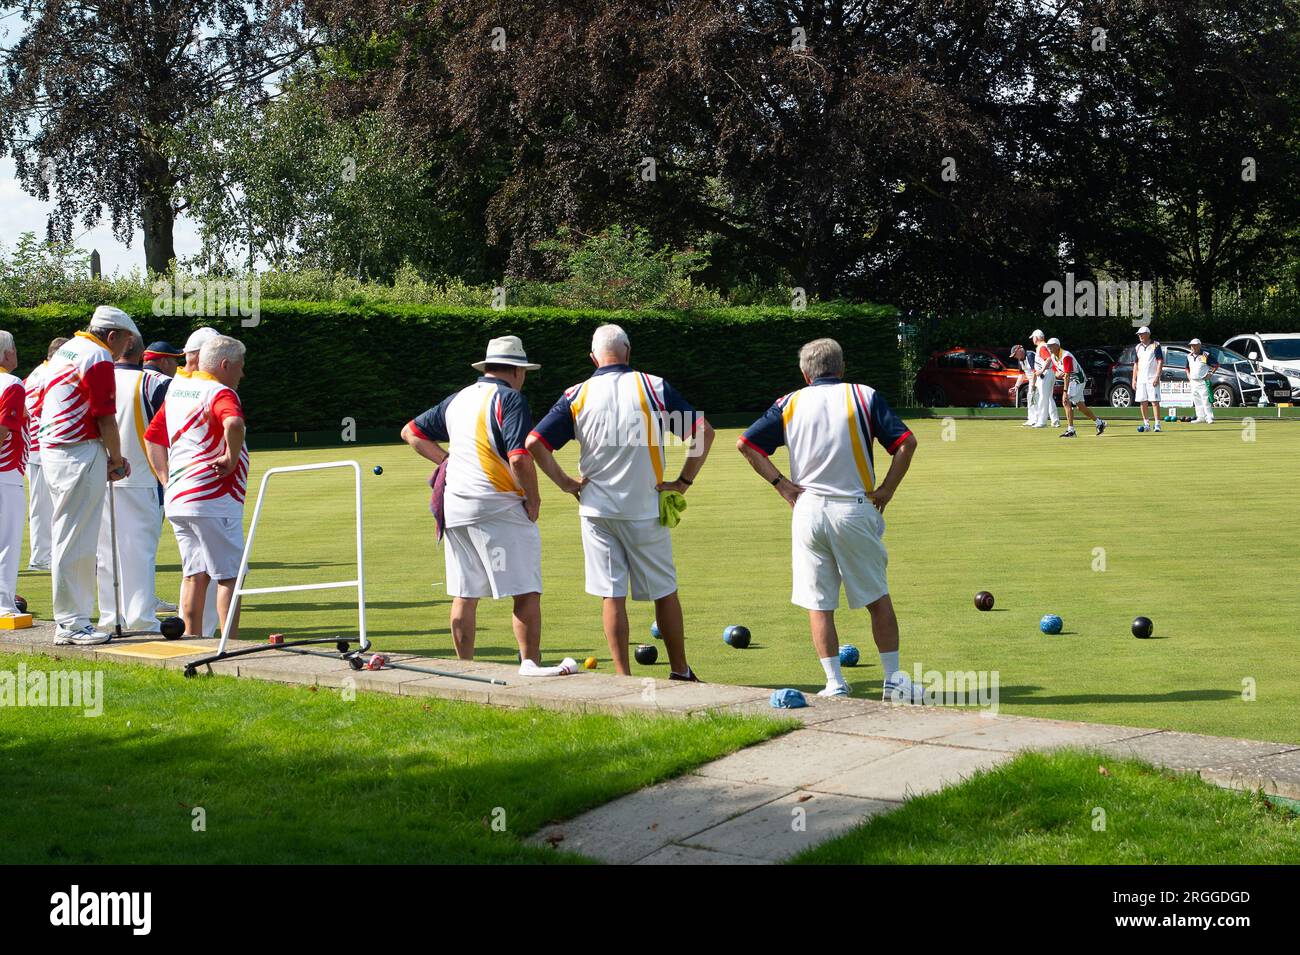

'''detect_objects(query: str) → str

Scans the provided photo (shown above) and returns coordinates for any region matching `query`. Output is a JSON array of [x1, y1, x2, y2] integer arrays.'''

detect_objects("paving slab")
[[695, 729, 909, 788], [809, 743, 1013, 802], [817, 703, 993, 741], [1196, 749, 1300, 799], [634, 844, 771, 865], [685, 790, 897, 862], [1096, 731, 1298, 772], [529, 775, 792, 864], [935, 716, 1156, 752]]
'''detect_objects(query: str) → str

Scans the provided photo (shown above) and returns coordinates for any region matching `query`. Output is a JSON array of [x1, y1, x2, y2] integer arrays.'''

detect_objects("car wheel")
[[1211, 384, 1235, 408], [1109, 383, 1132, 408], [918, 384, 948, 407]]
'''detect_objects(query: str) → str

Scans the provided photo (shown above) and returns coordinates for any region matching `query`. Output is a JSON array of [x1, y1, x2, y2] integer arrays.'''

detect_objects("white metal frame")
[[216, 460, 368, 656]]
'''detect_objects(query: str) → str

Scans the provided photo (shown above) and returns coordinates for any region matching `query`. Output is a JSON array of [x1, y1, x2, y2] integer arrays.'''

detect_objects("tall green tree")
[[0, 0, 316, 274]]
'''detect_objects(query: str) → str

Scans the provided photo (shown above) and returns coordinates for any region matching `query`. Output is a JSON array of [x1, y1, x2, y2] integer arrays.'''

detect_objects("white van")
[[1223, 333, 1300, 401]]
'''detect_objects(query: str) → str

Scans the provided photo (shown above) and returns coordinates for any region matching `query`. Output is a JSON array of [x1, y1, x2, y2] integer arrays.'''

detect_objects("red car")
[[914, 347, 1030, 406]]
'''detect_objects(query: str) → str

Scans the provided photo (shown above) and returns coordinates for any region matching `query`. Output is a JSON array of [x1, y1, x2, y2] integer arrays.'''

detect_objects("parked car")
[[1107, 342, 1292, 408], [1223, 333, 1300, 401], [1073, 346, 1122, 405], [914, 347, 1025, 406]]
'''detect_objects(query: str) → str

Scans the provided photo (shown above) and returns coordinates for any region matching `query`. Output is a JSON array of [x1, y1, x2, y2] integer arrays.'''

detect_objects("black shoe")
[[669, 668, 701, 682], [1096, 419, 1107, 435], [1060, 429, 1077, 438]]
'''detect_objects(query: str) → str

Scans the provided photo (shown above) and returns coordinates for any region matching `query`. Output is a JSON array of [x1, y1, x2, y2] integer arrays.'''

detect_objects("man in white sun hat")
[[1028, 329, 1060, 428], [1187, 338, 1216, 424], [40, 306, 136, 644], [401, 335, 545, 666], [1133, 326, 1164, 432]]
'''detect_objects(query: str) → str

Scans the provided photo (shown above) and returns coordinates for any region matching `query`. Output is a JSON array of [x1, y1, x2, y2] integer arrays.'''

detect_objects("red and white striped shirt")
[[0, 372, 27, 485], [39, 331, 117, 447], [144, 372, 248, 519], [23, 360, 51, 465]]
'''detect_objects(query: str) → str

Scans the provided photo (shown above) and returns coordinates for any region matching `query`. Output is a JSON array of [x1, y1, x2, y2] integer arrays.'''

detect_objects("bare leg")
[[653, 591, 690, 674], [512, 592, 541, 664], [1064, 400, 1075, 429], [809, 609, 839, 658], [602, 596, 631, 675], [867, 594, 900, 652], [182, 572, 210, 637], [1075, 400, 1098, 422], [450, 596, 478, 660], [215, 578, 239, 640]]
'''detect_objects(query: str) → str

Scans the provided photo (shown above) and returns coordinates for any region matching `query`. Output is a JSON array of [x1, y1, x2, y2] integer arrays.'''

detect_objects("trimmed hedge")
[[0, 301, 900, 433]]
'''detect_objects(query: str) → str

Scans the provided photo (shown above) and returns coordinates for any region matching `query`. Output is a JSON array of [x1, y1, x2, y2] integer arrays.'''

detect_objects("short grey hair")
[[199, 335, 246, 372], [123, 333, 144, 361], [0, 330, 14, 356], [591, 324, 630, 359], [799, 338, 844, 380]]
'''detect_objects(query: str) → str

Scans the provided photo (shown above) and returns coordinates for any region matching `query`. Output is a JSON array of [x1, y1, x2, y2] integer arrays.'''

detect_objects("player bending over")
[[1047, 338, 1105, 437]]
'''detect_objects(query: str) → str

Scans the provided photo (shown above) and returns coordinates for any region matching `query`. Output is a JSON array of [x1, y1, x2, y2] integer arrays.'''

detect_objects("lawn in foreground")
[[0, 654, 786, 864], [15, 417, 1299, 743], [791, 749, 1300, 864]]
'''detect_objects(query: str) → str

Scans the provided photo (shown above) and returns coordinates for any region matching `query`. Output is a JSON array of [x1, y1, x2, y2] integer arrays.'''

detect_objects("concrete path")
[[5, 620, 1298, 864]]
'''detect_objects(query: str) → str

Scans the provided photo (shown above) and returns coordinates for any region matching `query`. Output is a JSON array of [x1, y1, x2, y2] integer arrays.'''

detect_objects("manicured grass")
[[791, 749, 1300, 864], [15, 417, 1300, 742], [0, 654, 786, 863]]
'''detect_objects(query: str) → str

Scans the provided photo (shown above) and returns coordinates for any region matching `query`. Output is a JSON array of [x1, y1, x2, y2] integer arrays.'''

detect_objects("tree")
[[304, 1, 1069, 306], [1044, 1, 1300, 311], [0, 0, 317, 274]]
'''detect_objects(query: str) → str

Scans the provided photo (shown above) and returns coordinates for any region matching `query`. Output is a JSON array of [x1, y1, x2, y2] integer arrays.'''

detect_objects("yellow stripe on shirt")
[[782, 390, 800, 428], [845, 384, 875, 492], [635, 374, 665, 485], [475, 390, 522, 494]]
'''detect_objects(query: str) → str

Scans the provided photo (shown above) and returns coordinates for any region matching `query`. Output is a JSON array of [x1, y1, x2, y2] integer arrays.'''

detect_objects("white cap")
[[89, 305, 140, 338], [1190, 337, 1202, 346], [1137, 326, 1151, 336], [1047, 337, 1061, 346], [1030, 329, 1045, 341], [184, 327, 220, 353]]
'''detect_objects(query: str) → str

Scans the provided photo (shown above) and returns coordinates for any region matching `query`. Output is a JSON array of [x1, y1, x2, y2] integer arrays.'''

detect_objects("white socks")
[[820, 655, 846, 689], [879, 650, 900, 681]]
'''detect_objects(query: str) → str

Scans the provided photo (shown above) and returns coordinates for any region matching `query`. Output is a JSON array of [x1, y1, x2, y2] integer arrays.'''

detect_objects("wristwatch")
[[770, 473, 783, 486]]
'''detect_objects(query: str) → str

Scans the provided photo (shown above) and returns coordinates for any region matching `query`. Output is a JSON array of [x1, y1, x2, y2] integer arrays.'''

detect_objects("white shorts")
[[1065, 379, 1086, 404], [444, 505, 542, 599], [581, 515, 676, 601], [1135, 380, 1160, 403], [791, 493, 888, 611], [170, 515, 244, 580]]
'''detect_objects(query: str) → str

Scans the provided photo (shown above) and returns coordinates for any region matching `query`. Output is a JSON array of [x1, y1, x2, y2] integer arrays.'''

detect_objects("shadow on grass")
[[993, 684, 1239, 705]]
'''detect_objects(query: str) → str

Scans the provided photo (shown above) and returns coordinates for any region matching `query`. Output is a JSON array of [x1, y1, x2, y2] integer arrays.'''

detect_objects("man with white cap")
[[40, 306, 135, 644], [23, 336, 69, 571], [1028, 329, 1060, 428], [527, 324, 713, 680], [145, 335, 249, 641], [1133, 326, 1164, 432], [401, 335, 545, 665], [95, 333, 172, 632], [1046, 338, 1106, 437], [1187, 338, 1216, 424], [0, 330, 28, 619], [181, 328, 219, 378], [1009, 344, 1037, 426]]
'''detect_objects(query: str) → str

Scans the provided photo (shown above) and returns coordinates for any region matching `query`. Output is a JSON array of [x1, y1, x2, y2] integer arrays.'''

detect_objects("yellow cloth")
[[658, 490, 687, 528]]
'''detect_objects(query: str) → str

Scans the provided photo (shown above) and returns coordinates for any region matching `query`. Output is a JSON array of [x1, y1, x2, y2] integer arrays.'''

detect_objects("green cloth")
[[658, 490, 687, 528]]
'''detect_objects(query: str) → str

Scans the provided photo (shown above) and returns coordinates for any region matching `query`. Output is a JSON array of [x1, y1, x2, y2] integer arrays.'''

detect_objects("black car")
[[1107, 342, 1292, 408]]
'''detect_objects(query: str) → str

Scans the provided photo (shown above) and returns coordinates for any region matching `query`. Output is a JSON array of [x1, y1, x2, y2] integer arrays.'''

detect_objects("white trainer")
[[54, 625, 111, 646], [817, 682, 852, 698], [882, 671, 925, 705], [155, 596, 179, 613]]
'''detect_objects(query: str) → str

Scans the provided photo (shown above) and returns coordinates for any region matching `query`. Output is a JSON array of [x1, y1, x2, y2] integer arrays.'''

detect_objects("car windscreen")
[[1262, 337, 1300, 361], [1207, 345, 1251, 365]]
